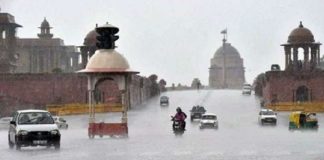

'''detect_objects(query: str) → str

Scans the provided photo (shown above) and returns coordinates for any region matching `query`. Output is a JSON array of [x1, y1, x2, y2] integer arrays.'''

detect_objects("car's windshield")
[[18, 112, 54, 125], [161, 96, 168, 99], [202, 115, 216, 120], [261, 111, 275, 115]]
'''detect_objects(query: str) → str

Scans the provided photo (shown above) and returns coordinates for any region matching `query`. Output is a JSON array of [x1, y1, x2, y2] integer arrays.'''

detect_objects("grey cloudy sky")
[[2, 0, 324, 86]]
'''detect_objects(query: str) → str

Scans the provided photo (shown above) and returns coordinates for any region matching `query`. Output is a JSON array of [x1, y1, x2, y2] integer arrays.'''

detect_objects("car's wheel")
[[88, 133, 94, 139], [15, 143, 21, 150], [8, 135, 14, 149], [15, 137, 21, 150], [54, 143, 60, 150]]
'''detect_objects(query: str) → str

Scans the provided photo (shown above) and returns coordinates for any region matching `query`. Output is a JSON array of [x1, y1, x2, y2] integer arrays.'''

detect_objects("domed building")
[[262, 22, 324, 109], [209, 37, 245, 89], [0, 14, 81, 73], [80, 28, 99, 68]]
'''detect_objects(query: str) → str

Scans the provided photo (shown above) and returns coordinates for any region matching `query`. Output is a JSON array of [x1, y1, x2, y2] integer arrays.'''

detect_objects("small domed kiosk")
[[281, 21, 321, 71], [78, 23, 138, 138]]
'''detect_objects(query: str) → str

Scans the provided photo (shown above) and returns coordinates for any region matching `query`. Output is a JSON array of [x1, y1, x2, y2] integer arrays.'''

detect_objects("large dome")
[[214, 43, 240, 58], [288, 22, 314, 43], [83, 29, 98, 46]]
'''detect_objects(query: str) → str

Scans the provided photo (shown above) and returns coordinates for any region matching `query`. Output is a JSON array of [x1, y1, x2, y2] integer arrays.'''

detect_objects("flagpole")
[[221, 29, 228, 88]]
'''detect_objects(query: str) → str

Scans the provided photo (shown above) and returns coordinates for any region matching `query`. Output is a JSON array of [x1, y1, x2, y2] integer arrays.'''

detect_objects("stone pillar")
[[80, 46, 88, 68], [311, 46, 317, 69], [317, 46, 320, 66], [304, 46, 309, 70], [293, 47, 298, 70], [284, 46, 290, 69]]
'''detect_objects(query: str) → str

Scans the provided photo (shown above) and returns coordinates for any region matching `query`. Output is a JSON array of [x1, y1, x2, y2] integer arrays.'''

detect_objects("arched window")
[[296, 86, 309, 102]]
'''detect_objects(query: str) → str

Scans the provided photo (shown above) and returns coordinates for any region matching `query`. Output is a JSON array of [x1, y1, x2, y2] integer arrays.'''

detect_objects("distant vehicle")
[[8, 109, 60, 150], [160, 96, 169, 106], [190, 105, 206, 121], [53, 116, 68, 129], [289, 111, 318, 130], [242, 83, 252, 95], [199, 113, 218, 129], [271, 64, 281, 71], [0, 117, 12, 130], [258, 109, 277, 125]]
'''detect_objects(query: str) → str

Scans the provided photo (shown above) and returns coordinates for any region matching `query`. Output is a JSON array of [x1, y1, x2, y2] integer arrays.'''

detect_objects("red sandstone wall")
[[0, 73, 159, 116], [263, 71, 324, 104], [0, 73, 88, 105]]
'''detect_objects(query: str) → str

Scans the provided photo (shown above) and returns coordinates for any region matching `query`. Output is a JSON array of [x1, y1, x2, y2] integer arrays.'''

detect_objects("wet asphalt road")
[[1, 90, 324, 160]]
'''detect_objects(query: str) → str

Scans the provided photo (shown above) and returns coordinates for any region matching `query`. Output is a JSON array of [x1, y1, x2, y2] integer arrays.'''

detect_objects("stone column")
[[317, 46, 320, 66], [304, 46, 309, 70], [293, 47, 298, 70], [284, 46, 290, 69], [80, 46, 88, 68], [311, 46, 317, 69]]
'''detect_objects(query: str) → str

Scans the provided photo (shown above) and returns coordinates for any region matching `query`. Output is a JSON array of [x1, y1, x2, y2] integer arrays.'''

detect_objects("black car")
[[160, 96, 169, 106], [190, 105, 206, 121]]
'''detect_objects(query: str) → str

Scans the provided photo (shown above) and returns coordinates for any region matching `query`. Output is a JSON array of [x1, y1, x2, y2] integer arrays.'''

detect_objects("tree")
[[191, 78, 202, 90], [253, 73, 266, 97], [148, 74, 160, 96], [159, 79, 167, 92], [148, 74, 158, 82]]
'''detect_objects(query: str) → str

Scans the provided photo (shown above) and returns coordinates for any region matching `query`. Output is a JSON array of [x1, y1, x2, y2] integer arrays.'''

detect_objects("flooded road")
[[1, 90, 324, 160]]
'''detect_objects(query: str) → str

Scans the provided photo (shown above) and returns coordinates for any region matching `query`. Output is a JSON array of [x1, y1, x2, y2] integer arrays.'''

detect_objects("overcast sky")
[[2, 0, 324, 86]]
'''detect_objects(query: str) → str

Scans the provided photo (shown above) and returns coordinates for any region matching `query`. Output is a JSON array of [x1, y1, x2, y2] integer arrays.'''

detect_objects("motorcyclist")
[[173, 107, 187, 129]]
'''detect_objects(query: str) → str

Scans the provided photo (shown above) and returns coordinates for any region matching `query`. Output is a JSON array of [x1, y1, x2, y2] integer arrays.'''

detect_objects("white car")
[[258, 109, 277, 125], [0, 117, 12, 130], [242, 83, 252, 95], [199, 113, 218, 129], [53, 116, 68, 129], [8, 109, 60, 150]]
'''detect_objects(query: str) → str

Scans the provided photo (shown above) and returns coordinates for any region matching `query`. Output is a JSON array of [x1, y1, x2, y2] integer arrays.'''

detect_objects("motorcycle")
[[171, 116, 185, 133]]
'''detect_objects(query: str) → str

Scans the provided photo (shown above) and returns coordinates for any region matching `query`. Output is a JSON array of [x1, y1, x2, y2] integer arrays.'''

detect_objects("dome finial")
[[299, 21, 303, 28]]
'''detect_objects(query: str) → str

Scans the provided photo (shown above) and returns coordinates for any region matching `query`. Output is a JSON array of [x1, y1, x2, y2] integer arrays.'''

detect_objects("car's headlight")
[[50, 130, 60, 135], [18, 130, 28, 136]]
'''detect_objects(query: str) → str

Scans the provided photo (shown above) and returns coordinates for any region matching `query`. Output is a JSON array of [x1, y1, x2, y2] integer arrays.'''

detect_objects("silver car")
[[52, 116, 68, 129], [0, 117, 12, 130]]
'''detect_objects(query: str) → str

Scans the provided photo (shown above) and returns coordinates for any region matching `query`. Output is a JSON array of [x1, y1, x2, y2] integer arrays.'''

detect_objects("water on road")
[[1, 90, 324, 160]]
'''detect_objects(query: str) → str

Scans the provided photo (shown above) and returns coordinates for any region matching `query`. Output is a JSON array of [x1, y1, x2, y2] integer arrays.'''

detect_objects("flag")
[[220, 29, 227, 34]]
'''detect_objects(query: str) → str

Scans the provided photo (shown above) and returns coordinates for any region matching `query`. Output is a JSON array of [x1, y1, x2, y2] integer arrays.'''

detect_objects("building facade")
[[209, 37, 245, 89], [0, 13, 22, 73], [0, 12, 80, 73]]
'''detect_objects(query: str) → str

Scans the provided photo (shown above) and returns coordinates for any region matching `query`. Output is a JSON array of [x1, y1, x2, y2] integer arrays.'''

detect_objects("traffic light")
[[95, 24, 119, 49]]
